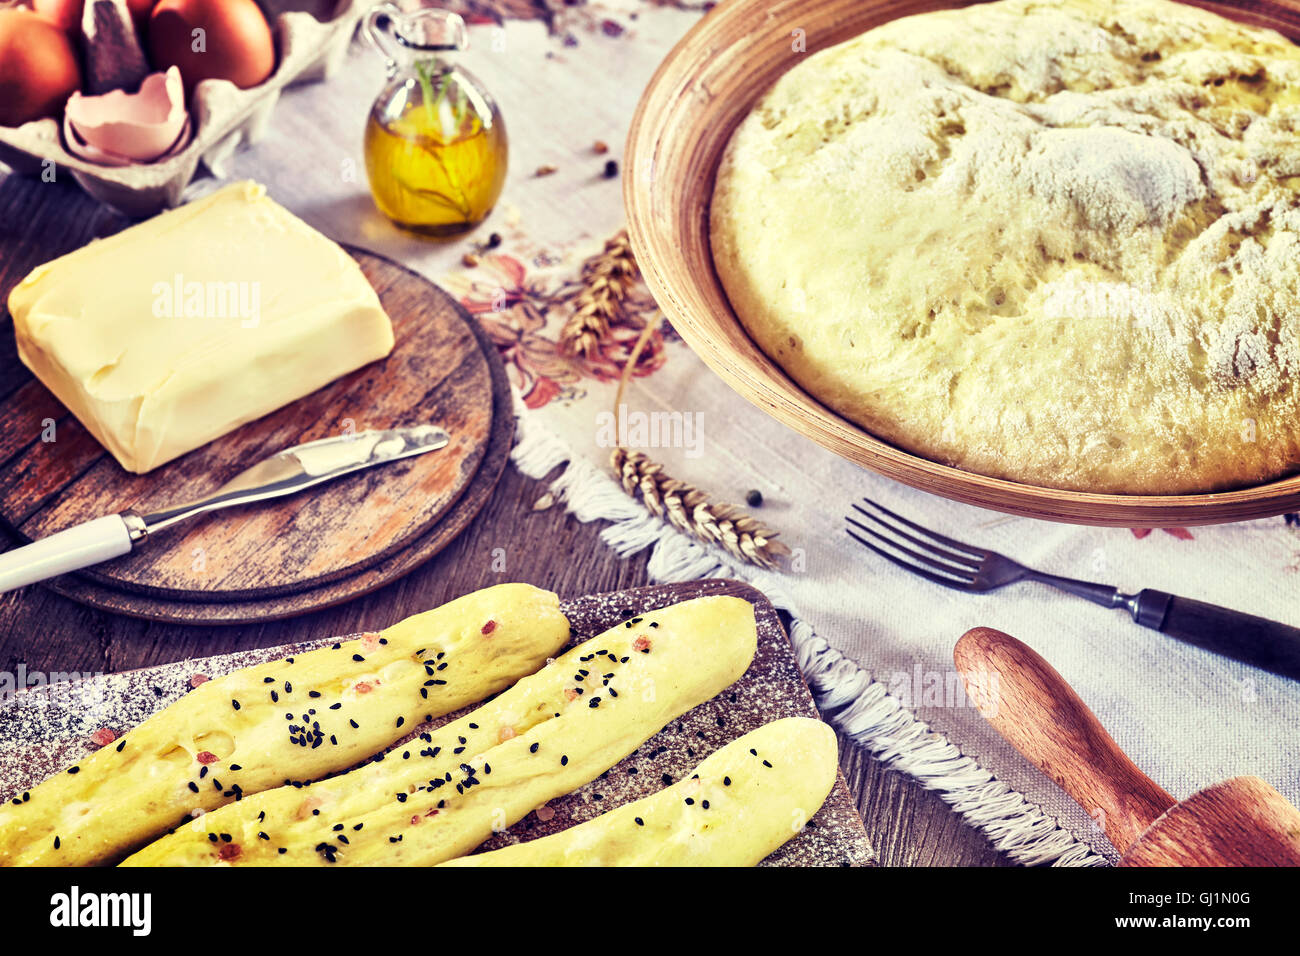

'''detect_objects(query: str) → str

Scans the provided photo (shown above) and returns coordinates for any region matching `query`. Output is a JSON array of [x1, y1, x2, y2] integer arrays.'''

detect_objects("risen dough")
[[711, 0, 1300, 493]]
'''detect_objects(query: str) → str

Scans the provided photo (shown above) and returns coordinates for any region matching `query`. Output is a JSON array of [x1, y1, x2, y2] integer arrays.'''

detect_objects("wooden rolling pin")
[[955, 627, 1300, 866]]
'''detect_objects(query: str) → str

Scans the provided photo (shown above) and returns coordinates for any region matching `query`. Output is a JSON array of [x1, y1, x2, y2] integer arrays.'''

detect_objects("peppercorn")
[[745, 489, 763, 507], [603, 159, 619, 179]]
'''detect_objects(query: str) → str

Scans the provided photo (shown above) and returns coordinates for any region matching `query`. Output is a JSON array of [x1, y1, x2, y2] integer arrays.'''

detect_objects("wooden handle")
[[954, 627, 1176, 854]]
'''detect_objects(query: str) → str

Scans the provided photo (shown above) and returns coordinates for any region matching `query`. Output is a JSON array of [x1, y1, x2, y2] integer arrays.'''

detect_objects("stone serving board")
[[0, 579, 876, 866]]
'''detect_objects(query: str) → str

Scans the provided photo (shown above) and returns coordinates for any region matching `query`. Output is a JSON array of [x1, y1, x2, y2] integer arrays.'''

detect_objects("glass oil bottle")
[[363, 5, 508, 237]]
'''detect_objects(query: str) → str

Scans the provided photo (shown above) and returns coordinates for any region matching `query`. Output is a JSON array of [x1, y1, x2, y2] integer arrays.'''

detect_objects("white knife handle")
[[0, 515, 135, 594]]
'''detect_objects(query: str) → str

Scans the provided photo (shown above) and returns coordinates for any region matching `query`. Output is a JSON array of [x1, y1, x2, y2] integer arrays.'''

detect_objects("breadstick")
[[121, 595, 757, 866], [0, 583, 568, 866], [441, 717, 837, 866]]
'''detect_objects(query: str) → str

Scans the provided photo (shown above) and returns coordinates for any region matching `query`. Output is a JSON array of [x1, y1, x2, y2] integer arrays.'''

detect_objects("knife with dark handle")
[[0, 425, 450, 594]]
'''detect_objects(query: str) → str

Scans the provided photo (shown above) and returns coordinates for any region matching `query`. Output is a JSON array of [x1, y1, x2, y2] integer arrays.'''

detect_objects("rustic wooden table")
[[0, 174, 1009, 867]]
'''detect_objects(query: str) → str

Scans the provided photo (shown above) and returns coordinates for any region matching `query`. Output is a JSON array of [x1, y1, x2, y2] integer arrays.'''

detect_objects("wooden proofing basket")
[[623, 0, 1300, 526]]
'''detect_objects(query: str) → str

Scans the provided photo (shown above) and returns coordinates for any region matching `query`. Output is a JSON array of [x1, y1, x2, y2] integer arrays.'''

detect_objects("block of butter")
[[8, 181, 395, 474]]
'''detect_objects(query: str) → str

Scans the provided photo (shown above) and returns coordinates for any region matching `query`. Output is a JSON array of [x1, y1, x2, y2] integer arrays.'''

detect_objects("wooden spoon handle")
[[954, 627, 1177, 854]]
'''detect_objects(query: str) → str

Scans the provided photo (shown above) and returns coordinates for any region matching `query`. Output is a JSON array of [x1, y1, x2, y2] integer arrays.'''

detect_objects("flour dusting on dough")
[[712, 0, 1300, 492]]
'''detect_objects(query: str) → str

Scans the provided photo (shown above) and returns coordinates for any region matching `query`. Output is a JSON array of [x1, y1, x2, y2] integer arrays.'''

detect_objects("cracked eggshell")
[[64, 67, 191, 163], [0, 0, 366, 214]]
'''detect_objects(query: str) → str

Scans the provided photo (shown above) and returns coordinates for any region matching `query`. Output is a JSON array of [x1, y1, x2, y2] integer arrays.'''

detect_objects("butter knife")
[[0, 425, 450, 594]]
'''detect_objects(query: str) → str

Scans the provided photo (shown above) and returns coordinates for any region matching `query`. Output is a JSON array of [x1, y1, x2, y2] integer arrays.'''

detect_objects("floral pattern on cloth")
[[1131, 527, 1195, 540], [1131, 516, 1299, 538], [441, 237, 673, 409]]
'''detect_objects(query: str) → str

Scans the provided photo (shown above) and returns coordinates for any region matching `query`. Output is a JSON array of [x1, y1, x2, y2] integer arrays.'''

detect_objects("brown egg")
[[127, 0, 156, 23], [126, 0, 158, 33], [0, 8, 81, 127], [31, 0, 82, 33], [148, 0, 275, 92]]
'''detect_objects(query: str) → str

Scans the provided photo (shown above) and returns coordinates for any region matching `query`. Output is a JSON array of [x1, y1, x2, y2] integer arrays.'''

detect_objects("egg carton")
[[0, 0, 378, 216]]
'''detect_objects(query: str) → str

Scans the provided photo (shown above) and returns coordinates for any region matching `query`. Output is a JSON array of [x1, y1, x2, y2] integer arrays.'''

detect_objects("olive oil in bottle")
[[362, 7, 508, 238]]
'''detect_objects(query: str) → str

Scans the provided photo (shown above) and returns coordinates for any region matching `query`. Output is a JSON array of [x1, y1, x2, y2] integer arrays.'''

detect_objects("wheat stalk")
[[559, 230, 639, 358], [560, 228, 790, 570], [610, 448, 790, 570]]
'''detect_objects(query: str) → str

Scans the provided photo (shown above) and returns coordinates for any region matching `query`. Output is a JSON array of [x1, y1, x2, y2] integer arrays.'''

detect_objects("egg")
[[0, 8, 81, 127], [31, 0, 82, 33], [126, 0, 156, 25], [148, 0, 275, 92]]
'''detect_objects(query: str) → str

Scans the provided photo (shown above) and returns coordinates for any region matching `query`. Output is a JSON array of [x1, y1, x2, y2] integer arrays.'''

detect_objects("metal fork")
[[846, 497, 1300, 682]]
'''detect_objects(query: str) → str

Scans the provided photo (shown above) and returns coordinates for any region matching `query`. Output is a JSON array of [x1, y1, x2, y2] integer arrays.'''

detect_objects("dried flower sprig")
[[610, 448, 790, 570], [559, 230, 639, 358]]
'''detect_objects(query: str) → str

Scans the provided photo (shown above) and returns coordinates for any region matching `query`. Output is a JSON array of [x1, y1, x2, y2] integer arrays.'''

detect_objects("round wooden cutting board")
[[0, 248, 514, 624]]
